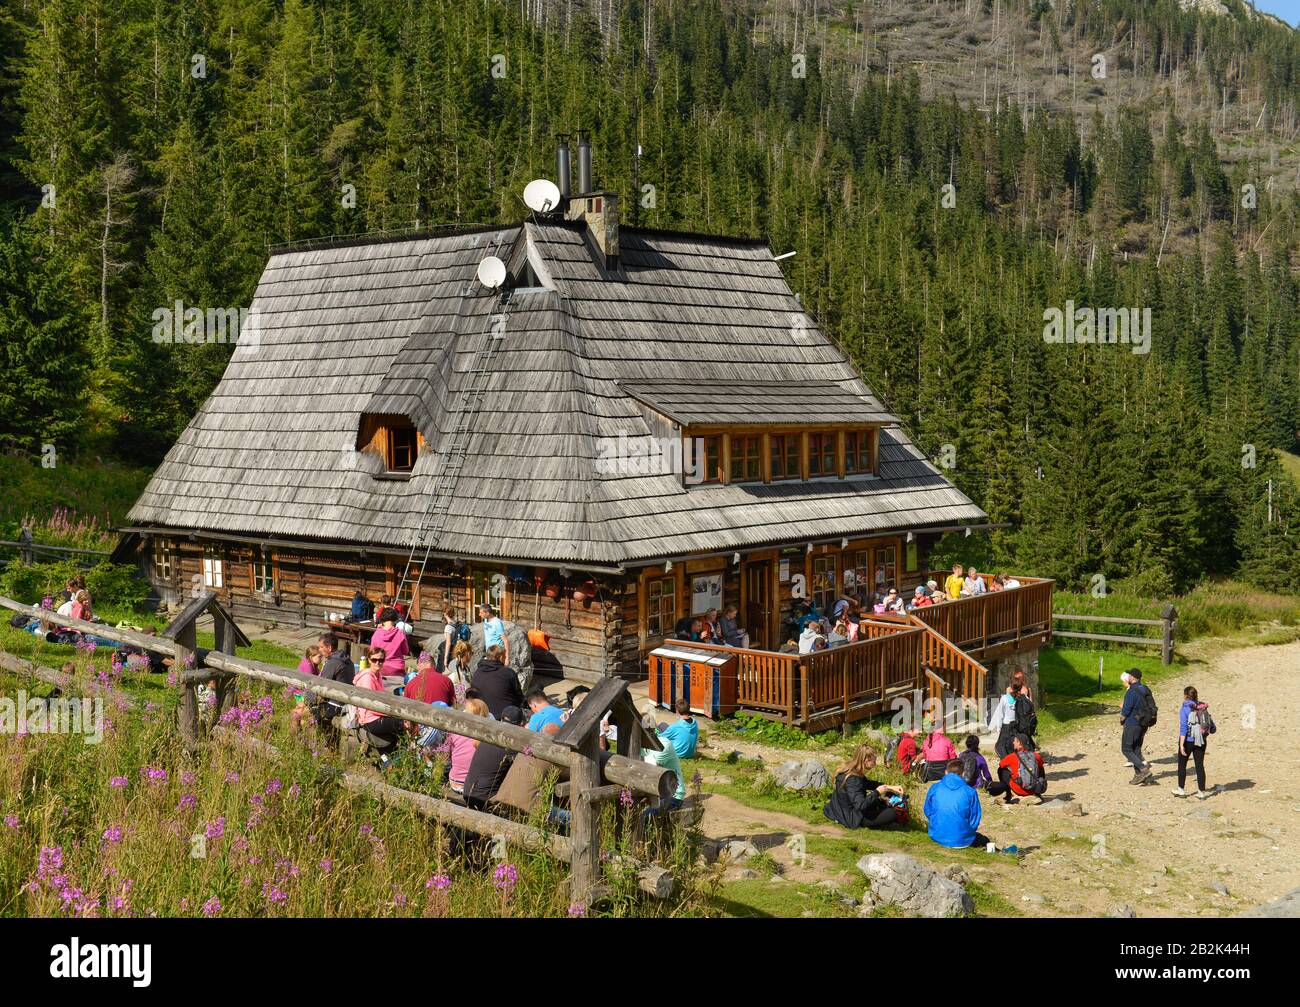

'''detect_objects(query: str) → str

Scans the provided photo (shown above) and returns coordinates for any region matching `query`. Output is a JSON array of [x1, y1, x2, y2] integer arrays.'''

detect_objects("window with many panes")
[[812, 555, 839, 614], [730, 435, 761, 482], [152, 540, 172, 582], [253, 547, 275, 594], [389, 424, 419, 471], [770, 434, 800, 480], [808, 432, 838, 477], [202, 546, 223, 589], [697, 435, 722, 483], [874, 545, 896, 593], [646, 576, 676, 639], [844, 430, 874, 474]]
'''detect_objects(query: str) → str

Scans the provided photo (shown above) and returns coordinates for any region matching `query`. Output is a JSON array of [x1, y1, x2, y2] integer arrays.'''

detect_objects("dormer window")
[[358, 413, 424, 474], [680, 427, 880, 487]]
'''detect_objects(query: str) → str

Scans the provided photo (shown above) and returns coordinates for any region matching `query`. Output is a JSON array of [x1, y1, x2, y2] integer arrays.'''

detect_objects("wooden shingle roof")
[[127, 219, 986, 566]]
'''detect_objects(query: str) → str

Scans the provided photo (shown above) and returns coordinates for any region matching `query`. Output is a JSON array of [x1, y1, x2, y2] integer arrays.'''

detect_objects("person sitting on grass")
[[524, 686, 565, 733], [895, 728, 921, 774], [958, 734, 992, 789], [920, 721, 957, 781], [659, 697, 698, 759], [924, 759, 990, 849], [824, 745, 905, 829], [353, 645, 404, 755], [986, 734, 1047, 805], [641, 713, 687, 819]]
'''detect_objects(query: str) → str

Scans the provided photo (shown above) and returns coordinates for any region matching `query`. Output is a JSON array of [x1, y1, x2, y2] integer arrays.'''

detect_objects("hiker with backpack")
[[439, 606, 469, 671], [987, 734, 1047, 804], [1119, 668, 1157, 785], [996, 681, 1038, 757], [1173, 686, 1216, 799], [958, 734, 992, 789]]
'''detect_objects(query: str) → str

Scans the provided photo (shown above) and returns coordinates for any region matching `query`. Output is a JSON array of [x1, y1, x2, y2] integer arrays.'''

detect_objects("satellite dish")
[[523, 178, 562, 213], [476, 255, 506, 289]]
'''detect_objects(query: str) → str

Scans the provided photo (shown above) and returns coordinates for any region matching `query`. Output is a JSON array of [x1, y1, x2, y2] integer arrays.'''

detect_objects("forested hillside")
[[1, 0, 1298, 593]]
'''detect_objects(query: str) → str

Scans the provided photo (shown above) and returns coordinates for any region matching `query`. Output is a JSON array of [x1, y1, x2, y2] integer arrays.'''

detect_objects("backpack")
[[885, 792, 910, 827], [1016, 750, 1045, 795], [1136, 685, 1158, 728], [884, 734, 901, 767], [456, 622, 471, 642], [958, 749, 981, 787], [1189, 703, 1215, 746], [1014, 695, 1038, 738]]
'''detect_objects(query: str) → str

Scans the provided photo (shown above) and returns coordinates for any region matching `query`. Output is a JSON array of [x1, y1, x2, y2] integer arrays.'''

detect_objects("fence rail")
[[0, 593, 675, 903], [1052, 604, 1178, 665]]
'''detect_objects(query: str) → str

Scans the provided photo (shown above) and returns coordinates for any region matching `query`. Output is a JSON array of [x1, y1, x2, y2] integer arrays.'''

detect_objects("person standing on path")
[[1119, 668, 1156, 785], [1172, 685, 1215, 799]]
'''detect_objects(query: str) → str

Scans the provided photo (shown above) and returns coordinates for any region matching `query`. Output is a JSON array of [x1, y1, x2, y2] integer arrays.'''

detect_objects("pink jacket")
[[448, 733, 476, 787], [369, 626, 409, 677], [922, 731, 957, 763], [352, 666, 385, 726]]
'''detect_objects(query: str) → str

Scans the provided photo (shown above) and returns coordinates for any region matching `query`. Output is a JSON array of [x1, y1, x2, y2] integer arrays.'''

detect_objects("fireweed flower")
[[109, 776, 128, 789], [204, 817, 225, 841], [178, 795, 197, 812], [426, 874, 451, 891], [493, 863, 518, 893], [202, 897, 221, 917], [265, 779, 282, 795], [288, 783, 301, 798], [101, 826, 123, 847], [181, 771, 196, 786], [225, 771, 239, 784], [3, 814, 19, 829], [568, 902, 587, 918], [318, 859, 333, 873], [619, 787, 633, 808]]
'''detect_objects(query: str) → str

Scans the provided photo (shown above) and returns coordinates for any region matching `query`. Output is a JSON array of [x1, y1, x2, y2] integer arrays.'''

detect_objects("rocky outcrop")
[[857, 852, 974, 918]]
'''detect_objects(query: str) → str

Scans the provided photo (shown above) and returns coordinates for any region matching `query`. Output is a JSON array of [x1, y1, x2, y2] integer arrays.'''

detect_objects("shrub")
[[0, 560, 148, 611]]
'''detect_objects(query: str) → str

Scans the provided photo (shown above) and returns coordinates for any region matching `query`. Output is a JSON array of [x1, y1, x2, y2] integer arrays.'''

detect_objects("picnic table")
[[324, 619, 374, 656]]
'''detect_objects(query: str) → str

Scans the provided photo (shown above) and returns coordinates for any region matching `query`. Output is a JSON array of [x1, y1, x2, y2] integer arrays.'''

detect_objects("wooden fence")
[[0, 593, 676, 904], [666, 615, 988, 732], [1052, 604, 1178, 665], [0, 538, 114, 567], [910, 577, 1055, 659]]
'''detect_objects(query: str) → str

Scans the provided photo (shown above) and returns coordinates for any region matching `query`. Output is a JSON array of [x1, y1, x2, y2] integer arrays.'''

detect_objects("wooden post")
[[18, 526, 33, 565], [1161, 603, 1177, 666], [568, 732, 602, 905], [174, 623, 199, 753]]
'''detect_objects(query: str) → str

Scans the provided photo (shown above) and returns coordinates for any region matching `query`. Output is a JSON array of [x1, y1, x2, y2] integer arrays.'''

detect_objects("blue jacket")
[[660, 718, 698, 759], [1178, 699, 1195, 741], [924, 774, 983, 849], [1120, 683, 1148, 726]]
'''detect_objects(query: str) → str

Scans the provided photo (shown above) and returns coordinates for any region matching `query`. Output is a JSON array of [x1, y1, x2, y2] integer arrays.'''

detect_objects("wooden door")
[[743, 560, 772, 649]]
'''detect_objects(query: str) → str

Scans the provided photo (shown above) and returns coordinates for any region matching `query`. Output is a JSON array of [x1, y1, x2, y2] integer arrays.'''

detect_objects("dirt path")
[[695, 639, 1300, 916]]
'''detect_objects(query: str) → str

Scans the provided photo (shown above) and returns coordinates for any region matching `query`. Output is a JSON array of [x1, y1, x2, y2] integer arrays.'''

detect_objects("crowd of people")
[[295, 605, 699, 826], [666, 564, 1023, 654], [825, 665, 1217, 852]]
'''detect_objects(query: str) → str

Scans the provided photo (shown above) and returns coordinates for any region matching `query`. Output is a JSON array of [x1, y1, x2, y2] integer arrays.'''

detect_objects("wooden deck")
[[647, 577, 1053, 732]]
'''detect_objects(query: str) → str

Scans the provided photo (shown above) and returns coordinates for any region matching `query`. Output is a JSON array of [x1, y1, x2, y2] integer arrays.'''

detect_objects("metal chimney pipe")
[[577, 135, 592, 195], [556, 136, 571, 199]]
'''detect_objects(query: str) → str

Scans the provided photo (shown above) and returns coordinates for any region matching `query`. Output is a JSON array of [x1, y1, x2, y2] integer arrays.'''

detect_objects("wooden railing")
[[909, 577, 1054, 656], [0, 593, 674, 903], [801, 626, 924, 728], [911, 616, 986, 706]]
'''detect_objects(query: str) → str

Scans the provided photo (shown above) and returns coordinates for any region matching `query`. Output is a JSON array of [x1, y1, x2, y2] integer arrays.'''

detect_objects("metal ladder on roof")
[[394, 289, 512, 615]]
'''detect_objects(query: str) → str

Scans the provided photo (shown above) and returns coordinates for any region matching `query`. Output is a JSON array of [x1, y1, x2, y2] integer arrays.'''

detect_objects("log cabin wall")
[[144, 536, 622, 680]]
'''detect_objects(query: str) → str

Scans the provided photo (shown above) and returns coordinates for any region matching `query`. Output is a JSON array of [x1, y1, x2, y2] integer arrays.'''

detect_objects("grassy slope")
[[0, 455, 152, 536]]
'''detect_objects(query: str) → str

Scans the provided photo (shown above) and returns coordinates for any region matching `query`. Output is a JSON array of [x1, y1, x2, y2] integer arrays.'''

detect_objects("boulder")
[[1107, 903, 1137, 919], [771, 759, 830, 791], [856, 853, 974, 918], [724, 840, 760, 861], [1238, 888, 1300, 918], [422, 619, 534, 692], [1041, 798, 1085, 816], [941, 865, 972, 887]]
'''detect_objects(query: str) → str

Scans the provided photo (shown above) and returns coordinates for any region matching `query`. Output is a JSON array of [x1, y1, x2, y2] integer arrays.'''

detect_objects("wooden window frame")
[[808, 430, 838, 478], [252, 546, 276, 596], [729, 433, 762, 483], [152, 539, 173, 582], [769, 433, 801, 481], [202, 546, 224, 589], [644, 573, 678, 642]]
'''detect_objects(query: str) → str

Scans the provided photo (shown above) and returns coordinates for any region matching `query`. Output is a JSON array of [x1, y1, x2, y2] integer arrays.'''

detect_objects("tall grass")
[[0, 659, 714, 918], [0, 455, 151, 542], [1053, 579, 1300, 640]]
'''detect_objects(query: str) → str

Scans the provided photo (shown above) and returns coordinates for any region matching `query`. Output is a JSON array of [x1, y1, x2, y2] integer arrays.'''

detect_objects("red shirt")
[[998, 750, 1045, 796], [897, 735, 918, 772], [406, 669, 455, 707]]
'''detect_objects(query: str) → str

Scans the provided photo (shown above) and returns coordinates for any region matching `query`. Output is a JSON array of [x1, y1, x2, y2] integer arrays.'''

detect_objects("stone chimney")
[[566, 192, 620, 270]]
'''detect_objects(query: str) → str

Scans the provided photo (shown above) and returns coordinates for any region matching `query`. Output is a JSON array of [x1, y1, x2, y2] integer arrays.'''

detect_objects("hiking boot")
[[1170, 787, 1187, 797], [1135, 768, 1153, 785]]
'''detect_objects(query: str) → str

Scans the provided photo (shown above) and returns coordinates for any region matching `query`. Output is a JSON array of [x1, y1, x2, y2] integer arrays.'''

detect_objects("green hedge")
[[0, 560, 149, 611]]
